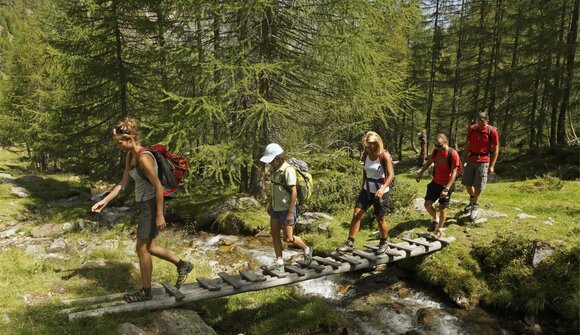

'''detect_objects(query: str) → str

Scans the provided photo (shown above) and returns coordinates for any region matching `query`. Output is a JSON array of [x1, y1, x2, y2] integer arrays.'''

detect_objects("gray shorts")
[[461, 161, 489, 190], [270, 206, 297, 226], [136, 197, 165, 240]]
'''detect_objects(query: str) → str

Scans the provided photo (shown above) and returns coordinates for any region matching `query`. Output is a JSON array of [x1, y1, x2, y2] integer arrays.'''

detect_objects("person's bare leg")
[[270, 218, 283, 260], [282, 225, 307, 250], [348, 208, 366, 239], [148, 239, 179, 264], [136, 239, 153, 288]]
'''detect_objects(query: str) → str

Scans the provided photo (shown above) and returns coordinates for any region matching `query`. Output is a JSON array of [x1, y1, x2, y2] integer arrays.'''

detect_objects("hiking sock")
[[176, 259, 186, 268], [379, 238, 388, 245], [142, 287, 152, 296], [347, 237, 355, 244], [469, 196, 474, 205]]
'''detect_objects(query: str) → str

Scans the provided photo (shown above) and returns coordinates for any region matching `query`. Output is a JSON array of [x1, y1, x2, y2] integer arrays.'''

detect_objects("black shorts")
[[425, 181, 455, 206], [355, 189, 390, 218], [136, 197, 166, 240]]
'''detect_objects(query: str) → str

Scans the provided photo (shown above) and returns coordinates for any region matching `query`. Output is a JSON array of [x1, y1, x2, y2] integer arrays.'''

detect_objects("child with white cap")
[[260, 143, 313, 270]]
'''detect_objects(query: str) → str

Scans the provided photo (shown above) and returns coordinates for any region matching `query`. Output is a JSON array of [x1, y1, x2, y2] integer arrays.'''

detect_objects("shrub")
[[388, 179, 417, 213], [517, 174, 565, 193], [303, 171, 360, 214]]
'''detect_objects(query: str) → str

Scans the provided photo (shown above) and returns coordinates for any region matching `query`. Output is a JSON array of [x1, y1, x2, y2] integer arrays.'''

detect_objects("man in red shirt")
[[416, 134, 461, 239], [462, 111, 499, 220]]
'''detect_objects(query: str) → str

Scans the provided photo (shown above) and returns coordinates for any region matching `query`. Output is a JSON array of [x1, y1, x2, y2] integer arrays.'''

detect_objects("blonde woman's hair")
[[362, 131, 384, 155], [112, 117, 140, 143]]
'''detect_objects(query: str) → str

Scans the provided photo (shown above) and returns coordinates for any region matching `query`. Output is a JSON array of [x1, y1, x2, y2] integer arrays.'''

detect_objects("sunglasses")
[[113, 126, 131, 137]]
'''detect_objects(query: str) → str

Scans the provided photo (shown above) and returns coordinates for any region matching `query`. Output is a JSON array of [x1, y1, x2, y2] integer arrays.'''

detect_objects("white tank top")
[[363, 156, 389, 193]]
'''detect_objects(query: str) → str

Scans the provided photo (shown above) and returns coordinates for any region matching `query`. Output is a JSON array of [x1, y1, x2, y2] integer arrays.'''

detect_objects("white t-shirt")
[[363, 155, 390, 194]]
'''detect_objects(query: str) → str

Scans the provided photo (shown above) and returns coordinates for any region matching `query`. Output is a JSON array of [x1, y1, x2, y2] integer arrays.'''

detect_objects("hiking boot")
[[123, 289, 153, 303], [463, 203, 472, 214], [175, 261, 193, 289], [263, 259, 284, 272], [337, 239, 354, 253], [470, 204, 479, 221], [303, 246, 313, 265], [375, 242, 390, 255], [428, 220, 437, 232]]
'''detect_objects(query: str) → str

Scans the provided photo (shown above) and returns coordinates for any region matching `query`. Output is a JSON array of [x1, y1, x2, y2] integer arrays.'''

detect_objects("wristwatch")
[[443, 187, 449, 192]]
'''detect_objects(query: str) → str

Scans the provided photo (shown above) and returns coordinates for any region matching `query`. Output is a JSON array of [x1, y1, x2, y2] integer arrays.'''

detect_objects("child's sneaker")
[[263, 259, 284, 272], [175, 261, 193, 288], [123, 289, 153, 303]]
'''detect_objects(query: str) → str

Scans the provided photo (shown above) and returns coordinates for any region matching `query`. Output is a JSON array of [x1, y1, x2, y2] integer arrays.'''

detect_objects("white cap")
[[260, 143, 283, 163]]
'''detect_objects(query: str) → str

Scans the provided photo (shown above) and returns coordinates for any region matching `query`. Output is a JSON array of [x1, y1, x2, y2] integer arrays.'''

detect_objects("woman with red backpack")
[[337, 131, 395, 255], [91, 117, 193, 302]]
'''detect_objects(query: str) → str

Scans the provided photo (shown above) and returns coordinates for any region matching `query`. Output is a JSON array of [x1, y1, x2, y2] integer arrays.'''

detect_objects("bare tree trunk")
[[501, 9, 522, 146], [550, 0, 567, 147], [398, 111, 406, 161], [471, 0, 487, 110], [112, 0, 128, 118], [558, 0, 579, 144], [424, 0, 441, 147], [530, 63, 541, 149], [410, 110, 418, 153], [449, 0, 466, 148]]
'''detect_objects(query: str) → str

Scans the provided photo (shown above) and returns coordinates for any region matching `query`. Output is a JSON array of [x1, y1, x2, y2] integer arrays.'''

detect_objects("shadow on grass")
[[5, 301, 151, 335], [61, 261, 135, 295], [195, 293, 342, 335], [13, 176, 90, 203]]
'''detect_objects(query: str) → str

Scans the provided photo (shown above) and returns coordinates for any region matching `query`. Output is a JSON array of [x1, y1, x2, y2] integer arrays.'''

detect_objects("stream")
[[191, 233, 523, 335]]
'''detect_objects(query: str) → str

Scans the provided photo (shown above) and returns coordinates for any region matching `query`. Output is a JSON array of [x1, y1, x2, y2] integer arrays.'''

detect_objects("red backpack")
[[136, 144, 189, 198]]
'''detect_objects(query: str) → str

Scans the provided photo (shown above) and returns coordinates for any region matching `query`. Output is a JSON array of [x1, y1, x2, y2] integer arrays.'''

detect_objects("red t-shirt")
[[466, 124, 499, 163], [431, 148, 461, 186]]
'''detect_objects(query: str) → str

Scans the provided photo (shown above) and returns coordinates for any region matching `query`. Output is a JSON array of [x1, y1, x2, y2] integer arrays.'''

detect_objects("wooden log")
[[284, 264, 307, 276], [197, 277, 221, 291], [312, 256, 342, 269], [218, 272, 243, 290], [331, 253, 362, 265], [162, 281, 185, 301], [239, 270, 266, 283], [352, 249, 380, 261]]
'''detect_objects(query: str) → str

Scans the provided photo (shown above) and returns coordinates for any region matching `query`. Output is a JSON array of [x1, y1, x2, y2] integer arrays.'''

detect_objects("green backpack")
[[283, 158, 313, 204]]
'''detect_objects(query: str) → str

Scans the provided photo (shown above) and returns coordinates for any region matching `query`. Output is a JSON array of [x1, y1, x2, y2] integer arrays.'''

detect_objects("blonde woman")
[[91, 117, 192, 302], [337, 131, 395, 255]]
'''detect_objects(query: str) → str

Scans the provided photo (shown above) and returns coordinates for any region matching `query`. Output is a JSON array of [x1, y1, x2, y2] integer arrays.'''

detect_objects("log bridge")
[[63, 234, 454, 320]]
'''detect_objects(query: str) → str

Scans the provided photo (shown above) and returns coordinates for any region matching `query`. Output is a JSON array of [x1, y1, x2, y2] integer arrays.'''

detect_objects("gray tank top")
[[129, 151, 158, 202]]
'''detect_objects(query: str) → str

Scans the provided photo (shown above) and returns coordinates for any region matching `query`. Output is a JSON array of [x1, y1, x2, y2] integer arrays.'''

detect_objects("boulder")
[[532, 242, 555, 267], [30, 224, 62, 238], [11, 186, 29, 198], [155, 309, 217, 335], [416, 307, 442, 330], [117, 323, 145, 335]]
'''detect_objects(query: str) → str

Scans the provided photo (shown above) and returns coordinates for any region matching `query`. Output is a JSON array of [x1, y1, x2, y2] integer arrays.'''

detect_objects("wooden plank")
[[239, 270, 266, 283], [162, 281, 185, 301], [197, 277, 221, 291], [218, 272, 243, 290], [284, 264, 307, 276], [331, 253, 362, 265], [312, 256, 342, 269], [296, 260, 326, 272], [401, 237, 432, 248], [352, 249, 380, 261], [387, 242, 415, 253], [363, 244, 403, 257]]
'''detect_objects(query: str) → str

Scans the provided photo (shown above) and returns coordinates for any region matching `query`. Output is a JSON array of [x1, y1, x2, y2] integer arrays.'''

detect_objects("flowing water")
[[196, 233, 519, 335]]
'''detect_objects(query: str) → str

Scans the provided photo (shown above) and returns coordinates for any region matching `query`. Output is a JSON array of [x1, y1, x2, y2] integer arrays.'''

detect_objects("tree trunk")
[[550, 0, 567, 147], [501, 9, 522, 147], [471, 0, 487, 110], [112, 0, 128, 118], [485, 0, 503, 123], [558, 0, 579, 144], [424, 0, 441, 147], [449, 0, 466, 148], [418, 129, 427, 167]]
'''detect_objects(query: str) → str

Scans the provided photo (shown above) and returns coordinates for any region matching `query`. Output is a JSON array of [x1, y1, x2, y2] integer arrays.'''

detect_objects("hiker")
[[337, 131, 395, 254], [91, 117, 193, 302], [260, 143, 313, 270], [461, 111, 499, 220], [415, 134, 461, 239]]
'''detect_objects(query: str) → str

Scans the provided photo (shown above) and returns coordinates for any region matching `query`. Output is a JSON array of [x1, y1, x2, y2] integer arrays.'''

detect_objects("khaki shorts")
[[461, 161, 489, 190]]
